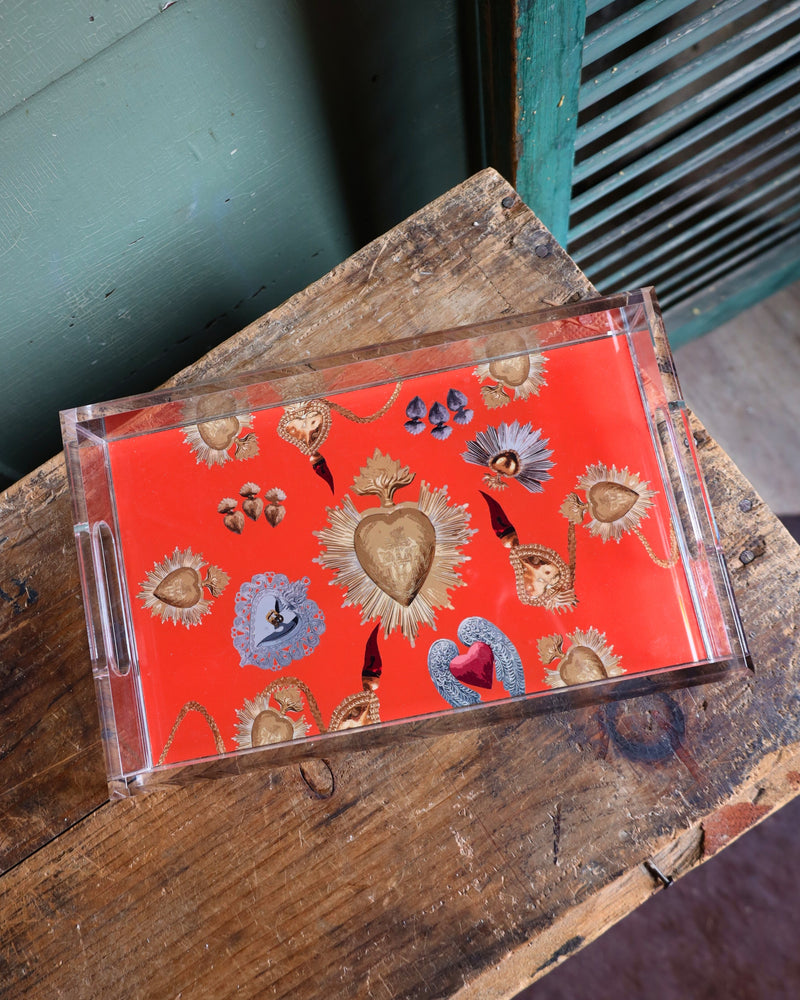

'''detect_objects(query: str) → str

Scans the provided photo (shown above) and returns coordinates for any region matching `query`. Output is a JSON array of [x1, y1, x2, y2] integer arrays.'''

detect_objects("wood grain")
[[2, 168, 799, 999]]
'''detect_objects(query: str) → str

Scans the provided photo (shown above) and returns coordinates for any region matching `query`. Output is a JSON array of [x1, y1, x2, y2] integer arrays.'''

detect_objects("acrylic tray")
[[61, 288, 750, 796]]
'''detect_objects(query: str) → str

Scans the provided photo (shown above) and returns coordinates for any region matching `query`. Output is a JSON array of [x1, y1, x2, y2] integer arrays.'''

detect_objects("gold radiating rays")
[[314, 450, 474, 644]]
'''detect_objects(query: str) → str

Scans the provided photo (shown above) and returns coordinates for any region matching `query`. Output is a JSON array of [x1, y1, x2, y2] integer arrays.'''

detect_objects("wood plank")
[[3, 169, 800, 998]]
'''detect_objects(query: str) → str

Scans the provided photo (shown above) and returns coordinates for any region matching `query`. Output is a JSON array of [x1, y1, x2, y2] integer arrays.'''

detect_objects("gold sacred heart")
[[277, 402, 331, 455], [586, 481, 639, 523], [197, 415, 241, 452], [488, 355, 531, 388], [354, 507, 436, 607], [153, 567, 203, 609]]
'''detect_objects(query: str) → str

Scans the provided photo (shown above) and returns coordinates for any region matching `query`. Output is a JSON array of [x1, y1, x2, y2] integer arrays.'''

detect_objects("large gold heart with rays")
[[354, 507, 436, 607]]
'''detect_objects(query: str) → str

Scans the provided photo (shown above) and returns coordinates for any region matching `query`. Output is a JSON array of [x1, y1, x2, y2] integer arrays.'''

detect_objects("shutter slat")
[[641, 186, 800, 292], [591, 159, 800, 288], [657, 201, 800, 297], [570, 100, 800, 241], [583, 0, 690, 66], [585, 0, 614, 17], [573, 31, 800, 179], [580, 144, 800, 268], [580, 0, 764, 111], [576, 3, 800, 149], [571, 73, 800, 216], [659, 216, 800, 308]]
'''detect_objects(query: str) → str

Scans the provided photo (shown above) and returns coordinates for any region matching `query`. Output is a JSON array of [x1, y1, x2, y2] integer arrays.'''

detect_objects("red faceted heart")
[[449, 641, 495, 690]]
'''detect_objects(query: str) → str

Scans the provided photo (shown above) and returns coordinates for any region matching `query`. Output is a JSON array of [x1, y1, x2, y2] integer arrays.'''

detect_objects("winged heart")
[[449, 641, 495, 690]]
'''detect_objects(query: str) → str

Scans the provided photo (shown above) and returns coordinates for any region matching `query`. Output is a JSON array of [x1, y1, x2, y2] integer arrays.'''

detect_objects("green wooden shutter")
[[485, 0, 800, 345]]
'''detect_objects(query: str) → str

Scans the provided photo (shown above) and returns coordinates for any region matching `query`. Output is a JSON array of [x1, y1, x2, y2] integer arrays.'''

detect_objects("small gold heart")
[[154, 568, 202, 609], [198, 416, 240, 451], [560, 646, 607, 685], [488, 355, 530, 388], [587, 482, 639, 523], [278, 403, 331, 454], [354, 507, 436, 607], [251, 710, 295, 746]]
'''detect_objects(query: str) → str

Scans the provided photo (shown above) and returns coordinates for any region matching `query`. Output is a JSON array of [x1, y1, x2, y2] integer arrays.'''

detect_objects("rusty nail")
[[535, 243, 551, 258], [501, 195, 515, 209], [739, 549, 755, 565], [644, 860, 674, 888], [739, 498, 753, 512]]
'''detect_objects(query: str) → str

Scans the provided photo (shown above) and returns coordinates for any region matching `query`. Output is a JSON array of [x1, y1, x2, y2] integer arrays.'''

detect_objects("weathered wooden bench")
[[2, 168, 799, 999]]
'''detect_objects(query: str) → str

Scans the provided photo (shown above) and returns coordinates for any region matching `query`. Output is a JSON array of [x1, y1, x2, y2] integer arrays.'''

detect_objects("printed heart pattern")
[[278, 403, 331, 455], [587, 481, 638, 523], [197, 416, 240, 452], [427, 617, 524, 708], [154, 568, 202, 609], [449, 641, 495, 689], [489, 355, 531, 388], [353, 507, 436, 607]]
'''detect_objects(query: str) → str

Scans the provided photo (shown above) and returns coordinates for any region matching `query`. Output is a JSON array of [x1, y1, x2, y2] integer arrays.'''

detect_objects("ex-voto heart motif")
[[314, 449, 475, 644], [427, 616, 525, 708], [183, 392, 258, 467], [538, 627, 623, 689], [473, 346, 547, 410], [560, 462, 678, 568], [276, 383, 403, 493], [138, 547, 230, 627]]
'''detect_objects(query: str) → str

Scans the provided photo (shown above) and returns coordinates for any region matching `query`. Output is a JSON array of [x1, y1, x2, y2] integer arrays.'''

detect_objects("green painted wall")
[[0, 0, 469, 485]]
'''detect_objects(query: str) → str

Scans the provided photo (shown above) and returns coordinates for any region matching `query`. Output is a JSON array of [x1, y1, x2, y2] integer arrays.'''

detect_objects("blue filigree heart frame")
[[232, 572, 325, 670]]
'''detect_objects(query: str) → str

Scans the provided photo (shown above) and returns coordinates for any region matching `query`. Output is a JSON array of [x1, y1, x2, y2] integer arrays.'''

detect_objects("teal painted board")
[[0, 0, 352, 481], [514, 0, 586, 245], [0, 0, 470, 483], [0, 0, 160, 117]]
